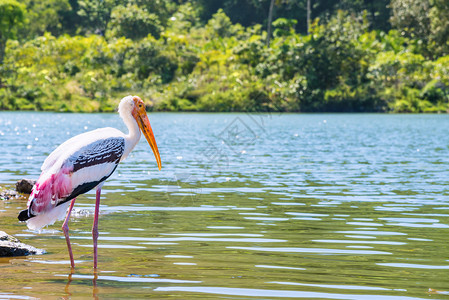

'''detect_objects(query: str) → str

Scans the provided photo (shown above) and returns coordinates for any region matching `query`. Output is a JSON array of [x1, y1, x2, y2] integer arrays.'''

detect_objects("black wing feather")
[[59, 137, 125, 205], [71, 137, 125, 172]]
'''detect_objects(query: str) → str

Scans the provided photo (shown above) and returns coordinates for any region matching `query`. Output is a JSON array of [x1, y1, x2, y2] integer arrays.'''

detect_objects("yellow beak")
[[136, 111, 162, 171]]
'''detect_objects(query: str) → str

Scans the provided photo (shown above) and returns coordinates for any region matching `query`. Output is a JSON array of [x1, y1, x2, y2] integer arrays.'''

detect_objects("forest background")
[[0, 0, 448, 113]]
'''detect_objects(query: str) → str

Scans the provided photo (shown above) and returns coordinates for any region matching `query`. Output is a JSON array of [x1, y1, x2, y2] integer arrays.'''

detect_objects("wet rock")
[[0, 231, 45, 257], [15, 179, 36, 194]]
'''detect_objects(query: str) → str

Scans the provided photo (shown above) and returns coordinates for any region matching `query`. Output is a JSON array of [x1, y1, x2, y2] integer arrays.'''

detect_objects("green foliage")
[[0, 0, 25, 38], [428, 0, 449, 57], [0, 0, 25, 63], [124, 36, 177, 82], [390, 0, 432, 55], [390, 0, 449, 58], [77, 0, 116, 35], [1, 1, 449, 113], [205, 9, 235, 38], [107, 4, 162, 39], [166, 3, 201, 33], [272, 18, 297, 37], [19, 0, 71, 38]]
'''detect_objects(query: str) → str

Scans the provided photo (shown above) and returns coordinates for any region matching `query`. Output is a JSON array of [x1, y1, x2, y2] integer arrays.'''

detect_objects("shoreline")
[[0, 181, 33, 201], [0, 185, 24, 201]]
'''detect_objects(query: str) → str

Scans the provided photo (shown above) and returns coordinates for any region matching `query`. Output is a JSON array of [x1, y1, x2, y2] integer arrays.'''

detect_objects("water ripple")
[[154, 286, 427, 299], [228, 247, 392, 255]]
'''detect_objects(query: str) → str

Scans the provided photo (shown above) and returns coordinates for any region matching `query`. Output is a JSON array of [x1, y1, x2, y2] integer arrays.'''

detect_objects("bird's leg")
[[92, 188, 101, 269], [62, 198, 76, 269]]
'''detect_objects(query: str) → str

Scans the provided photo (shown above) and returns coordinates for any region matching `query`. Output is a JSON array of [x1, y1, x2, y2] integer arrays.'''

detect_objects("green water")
[[1, 112, 449, 299]]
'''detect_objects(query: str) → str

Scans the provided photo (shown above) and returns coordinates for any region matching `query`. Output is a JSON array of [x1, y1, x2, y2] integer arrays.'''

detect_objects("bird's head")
[[119, 95, 162, 171]]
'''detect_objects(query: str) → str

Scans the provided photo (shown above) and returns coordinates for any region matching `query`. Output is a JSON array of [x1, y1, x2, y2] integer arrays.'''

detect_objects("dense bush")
[[0, 1, 449, 112]]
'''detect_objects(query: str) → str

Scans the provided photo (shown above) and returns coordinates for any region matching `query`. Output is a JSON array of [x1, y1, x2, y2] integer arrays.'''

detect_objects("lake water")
[[1, 112, 449, 299]]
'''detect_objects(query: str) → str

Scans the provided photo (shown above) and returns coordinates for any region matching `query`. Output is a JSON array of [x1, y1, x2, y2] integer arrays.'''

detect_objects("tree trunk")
[[307, 0, 311, 35], [0, 32, 5, 66], [266, 0, 275, 46], [0, 40, 5, 86], [0, 43, 4, 66]]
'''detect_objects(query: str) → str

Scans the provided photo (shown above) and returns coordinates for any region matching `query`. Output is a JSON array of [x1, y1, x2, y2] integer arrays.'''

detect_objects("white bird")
[[18, 95, 162, 269]]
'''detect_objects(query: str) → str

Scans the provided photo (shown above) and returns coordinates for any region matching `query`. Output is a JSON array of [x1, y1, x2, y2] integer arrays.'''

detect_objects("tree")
[[19, 0, 71, 38], [266, 0, 308, 44], [77, 0, 116, 35], [107, 4, 162, 40], [166, 2, 201, 33], [0, 0, 25, 64], [206, 9, 234, 38], [390, 0, 449, 58], [428, 0, 449, 57], [298, 11, 374, 111], [336, 0, 390, 31], [390, 0, 431, 43]]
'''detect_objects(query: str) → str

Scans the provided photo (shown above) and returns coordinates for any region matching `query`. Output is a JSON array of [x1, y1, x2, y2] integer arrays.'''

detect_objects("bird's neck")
[[122, 113, 141, 159]]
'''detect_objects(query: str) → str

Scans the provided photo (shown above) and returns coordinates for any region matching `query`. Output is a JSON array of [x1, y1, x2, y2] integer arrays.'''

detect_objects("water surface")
[[1, 112, 449, 299]]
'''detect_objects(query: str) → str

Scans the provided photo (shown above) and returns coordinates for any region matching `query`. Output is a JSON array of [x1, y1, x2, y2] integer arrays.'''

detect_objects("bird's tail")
[[17, 170, 72, 231], [18, 208, 33, 221], [24, 200, 71, 231]]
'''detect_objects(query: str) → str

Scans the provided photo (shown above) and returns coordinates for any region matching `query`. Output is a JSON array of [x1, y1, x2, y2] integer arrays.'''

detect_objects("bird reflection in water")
[[63, 270, 99, 299], [63, 269, 73, 299], [93, 271, 99, 299]]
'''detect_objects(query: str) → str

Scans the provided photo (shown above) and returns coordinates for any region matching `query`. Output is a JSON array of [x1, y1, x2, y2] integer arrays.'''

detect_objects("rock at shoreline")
[[0, 231, 45, 257], [0, 178, 36, 200], [15, 179, 36, 194], [0, 188, 20, 201]]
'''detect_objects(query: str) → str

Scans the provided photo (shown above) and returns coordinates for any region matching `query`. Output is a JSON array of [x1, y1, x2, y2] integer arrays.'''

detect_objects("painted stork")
[[18, 95, 161, 269]]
